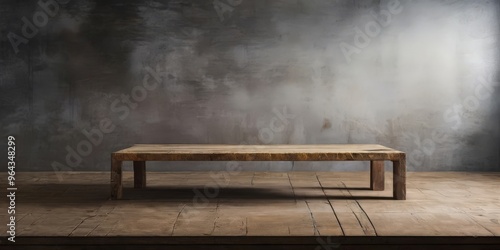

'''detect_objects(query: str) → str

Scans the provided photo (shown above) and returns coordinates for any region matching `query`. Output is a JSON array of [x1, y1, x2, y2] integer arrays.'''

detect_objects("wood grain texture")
[[393, 157, 406, 200], [111, 144, 406, 200], [112, 144, 405, 161], [3, 171, 500, 239], [370, 161, 385, 191], [110, 158, 122, 200], [134, 161, 146, 189]]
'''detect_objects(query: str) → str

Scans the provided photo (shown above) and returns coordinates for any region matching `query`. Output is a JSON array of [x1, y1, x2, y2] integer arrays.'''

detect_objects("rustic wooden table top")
[[112, 144, 405, 161]]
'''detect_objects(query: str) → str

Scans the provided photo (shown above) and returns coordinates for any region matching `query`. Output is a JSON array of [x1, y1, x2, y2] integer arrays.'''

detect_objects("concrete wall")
[[1, 0, 499, 172]]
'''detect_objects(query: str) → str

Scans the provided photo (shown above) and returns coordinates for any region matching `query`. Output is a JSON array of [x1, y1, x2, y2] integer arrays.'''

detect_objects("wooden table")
[[111, 144, 406, 200]]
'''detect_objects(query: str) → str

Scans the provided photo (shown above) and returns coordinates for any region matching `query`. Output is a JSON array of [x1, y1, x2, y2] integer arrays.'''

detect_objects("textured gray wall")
[[1, 0, 499, 172]]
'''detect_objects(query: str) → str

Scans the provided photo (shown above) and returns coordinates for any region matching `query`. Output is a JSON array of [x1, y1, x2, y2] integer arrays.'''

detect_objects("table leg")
[[393, 157, 406, 200], [111, 158, 123, 199], [134, 161, 146, 188], [370, 160, 385, 190]]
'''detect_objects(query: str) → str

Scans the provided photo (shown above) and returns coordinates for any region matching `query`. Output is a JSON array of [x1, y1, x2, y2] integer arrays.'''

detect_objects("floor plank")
[[1, 171, 499, 237]]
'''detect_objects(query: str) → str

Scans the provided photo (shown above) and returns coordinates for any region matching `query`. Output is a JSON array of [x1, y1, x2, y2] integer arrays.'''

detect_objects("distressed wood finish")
[[134, 161, 146, 189], [370, 160, 385, 191], [110, 144, 406, 200], [393, 157, 406, 200], [112, 144, 405, 161], [110, 158, 122, 199], [7, 171, 500, 239]]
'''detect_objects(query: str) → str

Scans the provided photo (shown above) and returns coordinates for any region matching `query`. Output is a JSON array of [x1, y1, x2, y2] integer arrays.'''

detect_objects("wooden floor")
[[1, 171, 500, 248]]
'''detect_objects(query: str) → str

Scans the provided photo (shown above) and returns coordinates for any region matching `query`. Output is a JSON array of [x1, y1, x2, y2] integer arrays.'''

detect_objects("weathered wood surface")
[[393, 158, 406, 200], [112, 144, 405, 161], [370, 160, 385, 191], [133, 161, 146, 189], [110, 158, 122, 200], [110, 144, 406, 200], [3, 172, 500, 238]]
